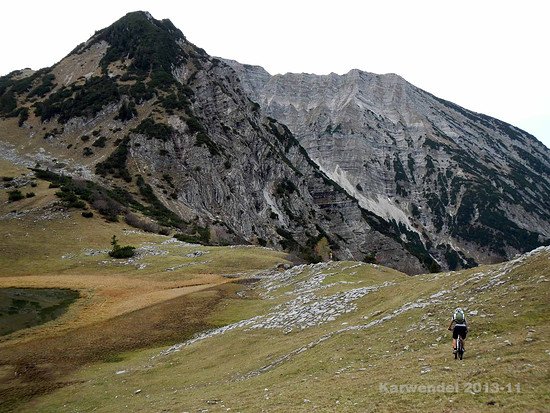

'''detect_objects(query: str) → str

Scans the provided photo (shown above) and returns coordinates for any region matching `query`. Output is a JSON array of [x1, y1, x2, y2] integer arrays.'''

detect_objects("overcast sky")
[[2, 0, 549, 148]]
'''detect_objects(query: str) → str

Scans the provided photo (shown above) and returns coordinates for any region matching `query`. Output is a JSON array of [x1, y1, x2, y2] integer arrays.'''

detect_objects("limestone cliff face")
[[224, 61, 550, 268], [0, 12, 430, 273]]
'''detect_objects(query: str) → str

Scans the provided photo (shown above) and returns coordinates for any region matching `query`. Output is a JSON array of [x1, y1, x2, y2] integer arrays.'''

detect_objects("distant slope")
[[19, 246, 550, 412], [225, 60, 550, 269]]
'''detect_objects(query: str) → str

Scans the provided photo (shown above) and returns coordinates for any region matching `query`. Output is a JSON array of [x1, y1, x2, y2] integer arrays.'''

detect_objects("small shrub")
[[92, 136, 107, 148], [115, 101, 137, 121], [276, 179, 297, 196], [30, 182, 38, 187], [82, 211, 94, 218], [8, 190, 24, 202], [25, 192, 35, 198], [82, 147, 94, 157], [158, 227, 170, 236], [162, 174, 174, 188], [108, 235, 135, 258], [186, 116, 205, 134], [363, 252, 377, 264], [195, 132, 220, 156]]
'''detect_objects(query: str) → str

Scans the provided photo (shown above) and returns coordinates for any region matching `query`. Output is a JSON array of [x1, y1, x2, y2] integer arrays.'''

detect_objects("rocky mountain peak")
[[1, 12, 547, 273]]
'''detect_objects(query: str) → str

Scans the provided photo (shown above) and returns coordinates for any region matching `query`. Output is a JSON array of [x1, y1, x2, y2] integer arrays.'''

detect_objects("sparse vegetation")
[[34, 75, 120, 123], [95, 137, 131, 182], [27, 73, 56, 98], [133, 117, 174, 141], [96, 11, 187, 88]]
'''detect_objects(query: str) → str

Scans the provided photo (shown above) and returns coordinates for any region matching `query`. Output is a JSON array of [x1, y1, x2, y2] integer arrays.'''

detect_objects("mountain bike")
[[455, 334, 464, 360]]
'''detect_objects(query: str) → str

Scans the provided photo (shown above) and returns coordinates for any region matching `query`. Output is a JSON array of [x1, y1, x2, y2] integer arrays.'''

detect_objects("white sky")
[[2, 0, 549, 148]]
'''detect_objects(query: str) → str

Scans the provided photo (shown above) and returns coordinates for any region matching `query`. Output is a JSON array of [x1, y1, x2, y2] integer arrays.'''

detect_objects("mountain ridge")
[[1, 11, 548, 273]]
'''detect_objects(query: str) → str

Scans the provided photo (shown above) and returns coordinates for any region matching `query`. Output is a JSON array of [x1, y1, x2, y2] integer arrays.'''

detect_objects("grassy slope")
[[20, 249, 550, 413], [0, 160, 292, 412], [2, 159, 549, 413]]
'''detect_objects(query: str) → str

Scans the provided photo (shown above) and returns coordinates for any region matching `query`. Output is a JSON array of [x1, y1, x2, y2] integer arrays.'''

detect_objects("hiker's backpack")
[[454, 309, 465, 323]]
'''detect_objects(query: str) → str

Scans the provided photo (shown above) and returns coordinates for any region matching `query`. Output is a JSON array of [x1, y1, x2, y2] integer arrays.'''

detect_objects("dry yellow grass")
[[17, 249, 549, 413], [0, 158, 293, 411]]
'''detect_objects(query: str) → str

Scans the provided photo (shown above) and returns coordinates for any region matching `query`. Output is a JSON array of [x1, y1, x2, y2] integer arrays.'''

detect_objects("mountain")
[[1, 11, 548, 273], [223, 61, 550, 267], [0, 11, 435, 274]]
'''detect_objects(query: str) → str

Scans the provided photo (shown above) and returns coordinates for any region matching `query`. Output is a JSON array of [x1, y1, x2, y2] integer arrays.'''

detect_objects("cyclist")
[[448, 307, 468, 354]]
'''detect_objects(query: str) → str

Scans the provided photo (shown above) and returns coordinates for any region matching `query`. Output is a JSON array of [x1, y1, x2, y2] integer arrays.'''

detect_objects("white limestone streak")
[[155, 262, 389, 357]]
